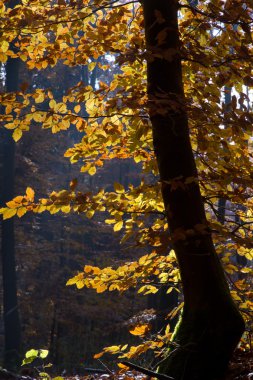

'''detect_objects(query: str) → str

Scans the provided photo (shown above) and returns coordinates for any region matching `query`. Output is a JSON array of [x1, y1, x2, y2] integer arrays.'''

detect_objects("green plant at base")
[[22, 349, 63, 380]]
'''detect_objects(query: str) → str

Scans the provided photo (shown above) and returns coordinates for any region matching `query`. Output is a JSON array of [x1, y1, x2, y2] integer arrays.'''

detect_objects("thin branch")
[[0, 0, 139, 33], [120, 361, 175, 380], [179, 4, 252, 26]]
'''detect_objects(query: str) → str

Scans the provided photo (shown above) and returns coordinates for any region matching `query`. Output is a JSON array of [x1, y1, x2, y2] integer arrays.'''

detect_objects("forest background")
[[0, 0, 253, 379]]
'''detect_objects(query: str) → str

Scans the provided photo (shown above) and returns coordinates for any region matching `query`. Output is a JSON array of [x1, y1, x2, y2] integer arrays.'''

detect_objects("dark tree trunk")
[[1, 54, 21, 369], [142, 1, 244, 379]]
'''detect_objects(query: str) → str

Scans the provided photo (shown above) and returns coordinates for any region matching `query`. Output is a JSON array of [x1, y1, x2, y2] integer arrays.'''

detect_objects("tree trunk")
[[1, 53, 21, 370], [142, 1, 245, 379]]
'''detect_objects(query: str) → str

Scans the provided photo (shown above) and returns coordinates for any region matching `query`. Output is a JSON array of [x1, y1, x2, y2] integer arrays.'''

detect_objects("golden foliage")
[[1, 0, 253, 357]]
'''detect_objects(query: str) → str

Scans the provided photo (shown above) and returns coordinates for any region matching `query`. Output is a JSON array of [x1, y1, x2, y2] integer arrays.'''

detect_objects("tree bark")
[[1, 36, 21, 370], [142, 1, 245, 379]]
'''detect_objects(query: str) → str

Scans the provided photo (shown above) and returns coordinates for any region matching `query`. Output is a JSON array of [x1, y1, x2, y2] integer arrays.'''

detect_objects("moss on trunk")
[[159, 297, 244, 379]]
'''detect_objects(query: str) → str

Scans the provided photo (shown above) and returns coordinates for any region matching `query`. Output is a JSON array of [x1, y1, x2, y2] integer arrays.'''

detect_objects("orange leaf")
[[129, 324, 150, 336], [93, 351, 104, 359], [117, 363, 129, 370], [26, 187, 35, 201]]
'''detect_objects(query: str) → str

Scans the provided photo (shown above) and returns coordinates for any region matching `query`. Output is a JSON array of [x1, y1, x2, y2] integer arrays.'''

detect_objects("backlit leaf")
[[93, 351, 104, 359], [129, 324, 150, 336], [26, 187, 35, 201], [3, 208, 17, 220], [12, 128, 22, 142], [114, 221, 123, 232]]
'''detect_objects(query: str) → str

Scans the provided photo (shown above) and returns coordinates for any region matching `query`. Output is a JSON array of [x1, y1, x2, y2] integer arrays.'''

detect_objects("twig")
[[83, 368, 109, 374], [97, 359, 114, 375], [120, 361, 174, 380]]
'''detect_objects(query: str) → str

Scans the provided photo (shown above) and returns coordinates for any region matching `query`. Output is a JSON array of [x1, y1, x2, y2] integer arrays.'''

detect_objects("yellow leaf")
[[114, 182, 124, 193], [2, 41, 9, 53], [61, 205, 71, 213], [5, 104, 12, 114], [69, 178, 78, 190], [66, 277, 78, 286], [84, 265, 93, 273], [6, 200, 18, 209], [35, 92, 45, 103], [105, 219, 115, 224], [12, 128, 22, 142], [114, 221, 123, 232], [165, 324, 170, 335], [55, 102, 67, 113], [91, 266, 100, 274], [27, 60, 35, 69], [245, 250, 253, 260], [76, 280, 84, 289], [49, 99, 56, 109], [105, 345, 120, 353], [3, 208, 17, 220], [41, 61, 48, 69], [49, 205, 61, 214], [86, 210, 95, 219], [86, 98, 95, 111], [138, 254, 148, 265], [20, 54, 27, 62], [5, 123, 15, 130], [96, 283, 107, 293], [17, 207, 27, 218], [88, 166, 96, 175], [129, 324, 150, 336], [109, 284, 120, 291], [138, 285, 158, 294], [88, 62, 96, 71], [117, 363, 129, 370], [33, 112, 45, 122], [74, 105, 81, 113], [13, 195, 24, 203], [37, 205, 46, 213], [26, 187, 35, 201]]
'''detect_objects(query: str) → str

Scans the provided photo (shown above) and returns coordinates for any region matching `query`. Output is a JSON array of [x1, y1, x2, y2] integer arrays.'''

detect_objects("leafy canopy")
[[0, 0, 253, 358]]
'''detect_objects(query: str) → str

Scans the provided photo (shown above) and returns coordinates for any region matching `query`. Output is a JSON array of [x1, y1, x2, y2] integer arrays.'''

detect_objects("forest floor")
[[60, 350, 253, 380], [225, 349, 253, 379], [1, 350, 253, 380]]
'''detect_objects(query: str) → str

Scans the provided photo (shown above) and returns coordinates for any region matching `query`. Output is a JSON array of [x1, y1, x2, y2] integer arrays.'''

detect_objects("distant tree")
[[0, 0, 21, 369]]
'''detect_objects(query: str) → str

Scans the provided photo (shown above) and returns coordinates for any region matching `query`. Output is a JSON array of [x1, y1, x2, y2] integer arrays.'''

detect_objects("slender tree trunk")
[[143, 1, 244, 379], [1, 55, 21, 369], [217, 86, 231, 224]]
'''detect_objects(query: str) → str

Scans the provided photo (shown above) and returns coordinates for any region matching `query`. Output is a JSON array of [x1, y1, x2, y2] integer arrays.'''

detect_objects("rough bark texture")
[[143, 1, 245, 379], [1, 53, 21, 370]]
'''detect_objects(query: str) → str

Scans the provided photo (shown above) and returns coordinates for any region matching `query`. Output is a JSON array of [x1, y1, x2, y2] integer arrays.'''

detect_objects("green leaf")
[[22, 356, 37, 366], [25, 349, 39, 358], [21, 349, 49, 366], [22, 349, 39, 366], [39, 372, 50, 379], [39, 349, 49, 359]]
